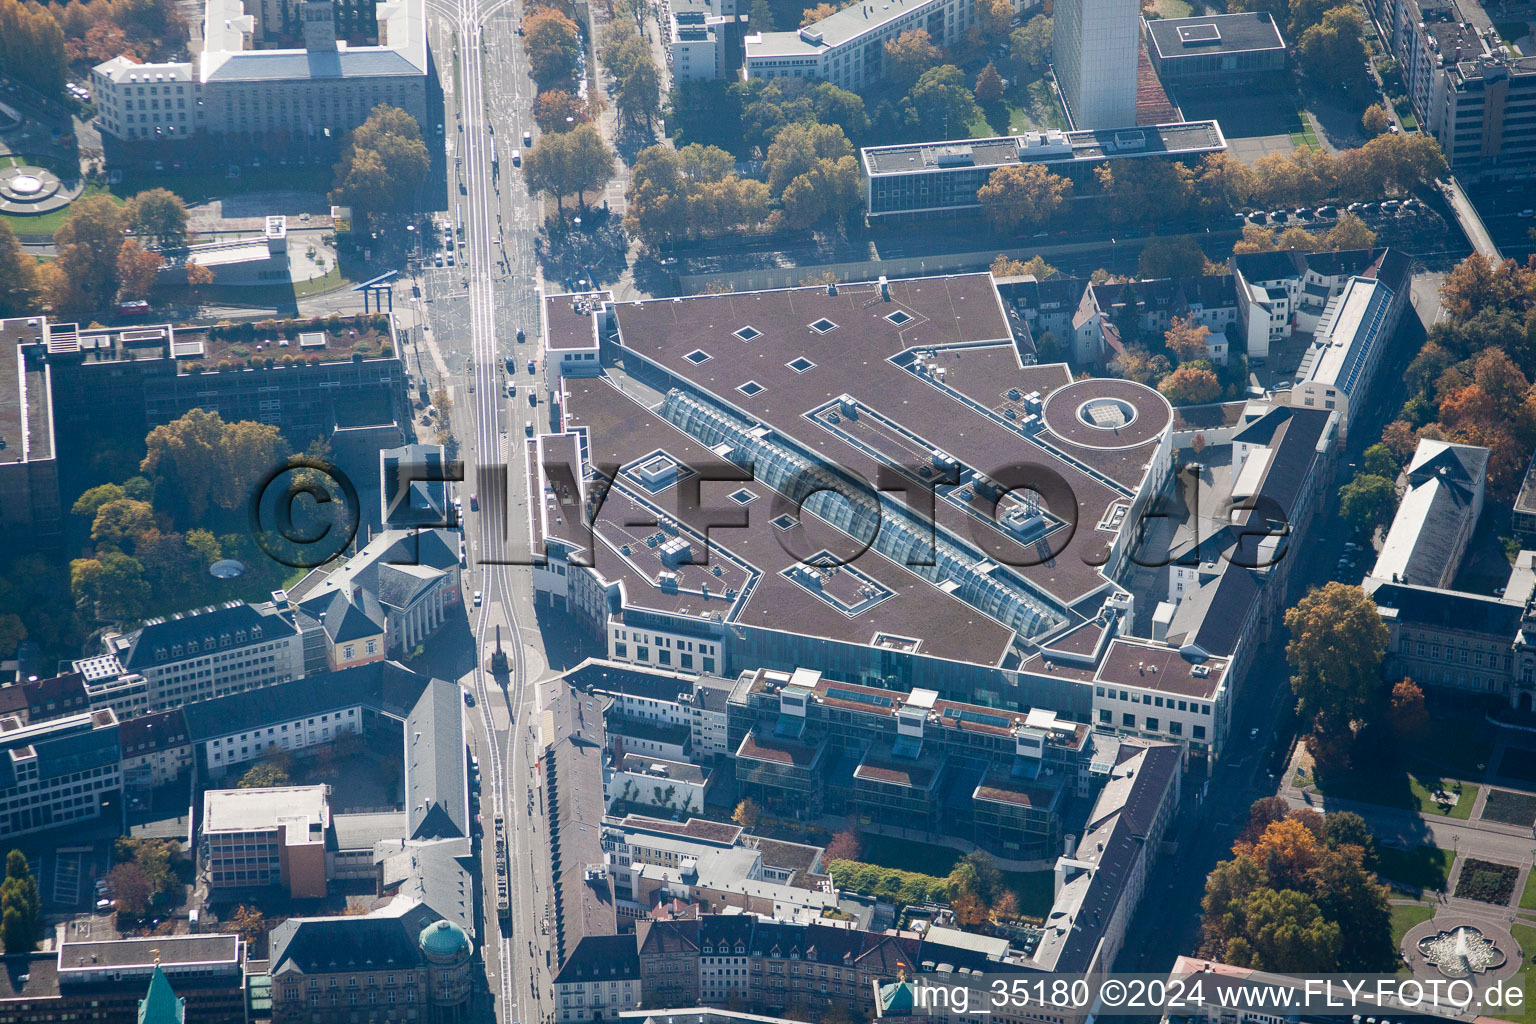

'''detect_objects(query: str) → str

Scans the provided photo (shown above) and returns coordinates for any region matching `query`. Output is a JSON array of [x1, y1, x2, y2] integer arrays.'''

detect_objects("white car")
[[473, 591, 483, 606]]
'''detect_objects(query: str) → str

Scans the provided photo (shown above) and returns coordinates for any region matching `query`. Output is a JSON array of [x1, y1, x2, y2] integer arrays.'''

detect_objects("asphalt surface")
[[414, 0, 561, 1020]]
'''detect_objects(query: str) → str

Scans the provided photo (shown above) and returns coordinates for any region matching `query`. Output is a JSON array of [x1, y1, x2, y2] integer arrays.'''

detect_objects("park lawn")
[[1499, 923, 1536, 1024], [1522, 867, 1536, 910], [1, 181, 120, 237], [1312, 768, 1475, 818], [1389, 903, 1434, 973], [1376, 844, 1454, 894]]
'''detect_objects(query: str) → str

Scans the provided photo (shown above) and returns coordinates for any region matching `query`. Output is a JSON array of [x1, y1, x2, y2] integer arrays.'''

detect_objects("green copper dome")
[[419, 919, 470, 957]]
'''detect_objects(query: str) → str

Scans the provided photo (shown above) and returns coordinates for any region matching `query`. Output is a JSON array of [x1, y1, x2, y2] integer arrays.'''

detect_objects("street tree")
[[976, 163, 1072, 231], [51, 195, 130, 315], [107, 862, 153, 916], [1337, 472, 1397, 532], [125, 188, 188, 246], [1322, 213, 1376, 251], [524, 8, 582, 85], [534, 89, 597, 132], [1137, 235, 1214, 280], [0, 221, 40, 316], [116, 239, 164, 302]]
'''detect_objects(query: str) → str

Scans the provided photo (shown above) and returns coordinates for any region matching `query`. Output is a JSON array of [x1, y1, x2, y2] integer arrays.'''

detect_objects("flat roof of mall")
[[545, 274, 1172, 663], [1143, 12, 1287, 59], [861, 122, 1226, 176]]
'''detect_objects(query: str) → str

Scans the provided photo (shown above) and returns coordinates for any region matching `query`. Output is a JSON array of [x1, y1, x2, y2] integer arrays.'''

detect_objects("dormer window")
[[170, 645, 182, 658], [203, 638, 215, 651], [251, 625, 263, 639]]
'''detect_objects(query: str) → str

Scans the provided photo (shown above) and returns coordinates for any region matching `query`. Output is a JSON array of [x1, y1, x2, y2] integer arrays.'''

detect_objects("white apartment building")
[[0, 708, 122, 837], [198, 703, 364, 774], [99, 601, 305, 713], [1231, 248, 1409, 363], [668, 0, 734, 81], [1052, 0, 1139, 128], [554, 936, 644, 1023], [744, 0, 978, 90], [92, 0, 428, 143]]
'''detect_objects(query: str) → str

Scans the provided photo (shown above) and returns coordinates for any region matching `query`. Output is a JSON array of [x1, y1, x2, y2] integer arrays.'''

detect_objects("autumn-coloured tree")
[[140, 409, 288, 524], [229, 905, 268, 951], [1158, 365, 1221, 405], [1321, 213, 1376, 251], [107, 862, 153, 916], [1379, 420, 1418, 462], [1164, 316, 1213, 364], [801, 1, 837, 24], [974, 61, 1005, 105], [1284, 582, 1389, 731], [992, 890, 1020, 921], [825, 830, 863, 862], [51, 195, 130, 315], [950, 888, 989, 927], [732, 798, 761, 829], [116, 239, 164, 302], [524, 8, 582, 85], [533, 89, 597, 132], [1361, 104, 1391, 137], [0, 221, 40, 318], [125, 188, 188, 246], [1387, 679, 1429, 737], [976, 163, 1073, 231], [1202, 800, 1393, 972], [330, 105, 430, 216], [884, 28, 940, 87], [1113, 347, 1172, 388], [990, 253, 1058, 279], [1238, 796, 1292, 844]]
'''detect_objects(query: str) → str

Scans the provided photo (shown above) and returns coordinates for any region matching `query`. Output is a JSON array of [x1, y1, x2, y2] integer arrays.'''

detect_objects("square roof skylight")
[[886, 310, 914, 325], [737, 380, 766, 397], [685, 349, 712, 364], [733, 326, 762, 342], [809, 318, 838, 334], [729, 488, 757, 505], [787, 357, 816, 373]]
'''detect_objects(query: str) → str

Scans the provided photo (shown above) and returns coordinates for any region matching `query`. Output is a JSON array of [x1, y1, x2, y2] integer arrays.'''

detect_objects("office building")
[[0, 707, 121, 837], [667, 0, 735, 81], [1142, 12, 1286, 86], [860, 122, 1227, 221], [0, 317, 62, 554], [0, 935, 246, 1024], [1053, 0, 1139, 127], [202, 784, 332, 897], [744, 0, 978, 90], [91, 0, 429, 144], [1284, 275, 1402, 433], [565, 658, 737, 762], [1365, 0, 1536, 179], [97, 600, 305, 714], [727, 666, 1099, 859], [118, 709, 194, 790]]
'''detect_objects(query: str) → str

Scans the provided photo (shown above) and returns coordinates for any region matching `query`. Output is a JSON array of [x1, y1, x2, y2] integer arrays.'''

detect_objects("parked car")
[[473, 590, 482, 606], [464, 691, 475, 706]]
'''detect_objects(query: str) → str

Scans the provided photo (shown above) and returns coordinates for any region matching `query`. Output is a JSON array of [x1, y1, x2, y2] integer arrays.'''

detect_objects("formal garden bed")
[[1454, 858, 1519, 905]]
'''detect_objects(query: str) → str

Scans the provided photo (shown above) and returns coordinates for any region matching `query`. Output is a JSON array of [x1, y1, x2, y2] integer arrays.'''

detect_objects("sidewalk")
[[1442, 176, 1503, 262]]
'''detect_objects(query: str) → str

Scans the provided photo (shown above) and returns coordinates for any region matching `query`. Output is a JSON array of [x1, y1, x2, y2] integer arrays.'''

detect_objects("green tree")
[[1009, 15, 1052, 75], [73, 482, 129, 519], [0, 851, 39, 953], [1283, 582, 1390, 727], [764, 121, 853, 193], [0, 221, 40, 317], [903, 64, 980, 139], [70, 551, 151, 622], [976, 163, 1072, 231], [1237, 888, 1342, 972], [525, 124, 615, 214], [140, 409, 288, 523], [238, 760, 291, 788], [1361, 442, 1399, 479], [749, 0, 774, 29], [329, 105, 430, 216], [1338, 472, 1397, 533], [125, 188, 189, 246], [1296, 7, 1370, 93]]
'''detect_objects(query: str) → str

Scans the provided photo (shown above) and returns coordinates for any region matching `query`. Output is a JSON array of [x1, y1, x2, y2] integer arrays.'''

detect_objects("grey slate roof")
[[114, 602, 297, 671], [269, 916, 421, 976], [554, 935, 642, 985], [179, 661, 429, 741], [375, 837, 477, 940], [202, 48, 423, 82], [404, 678, 468, 840], [321, 588, 387, 644]]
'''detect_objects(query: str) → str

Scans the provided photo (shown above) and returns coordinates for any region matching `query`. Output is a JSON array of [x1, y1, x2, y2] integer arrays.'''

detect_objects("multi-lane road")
[[414, 0, 559, 1017]]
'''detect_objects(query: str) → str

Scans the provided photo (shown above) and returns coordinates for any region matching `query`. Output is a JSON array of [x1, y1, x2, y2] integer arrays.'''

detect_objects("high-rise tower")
[[1052, 0, 1139, 128]]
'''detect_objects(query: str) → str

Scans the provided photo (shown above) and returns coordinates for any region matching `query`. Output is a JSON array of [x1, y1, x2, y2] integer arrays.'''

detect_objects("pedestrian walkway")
[[1443, 176, 1502, 262]]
